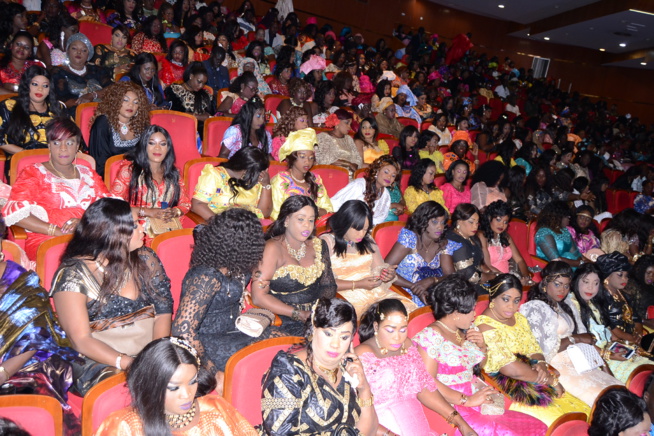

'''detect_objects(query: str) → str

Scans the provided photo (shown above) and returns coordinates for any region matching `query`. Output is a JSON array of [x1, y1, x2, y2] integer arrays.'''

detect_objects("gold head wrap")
[[278, 128, 317, 162], [379, 97, 395, 112]]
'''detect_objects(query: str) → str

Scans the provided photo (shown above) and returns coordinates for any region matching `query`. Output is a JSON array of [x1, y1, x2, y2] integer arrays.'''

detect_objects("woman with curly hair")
[[276, 78, 312, 120], [192, 146, 271, 219], [308, 80, 339, 127], [478, 200, 533, 284], [470, 160, 508, 211], [270, 106, 308, 161], [218, 97, 271, 159], [270, 128, 333, 220], [331, 155, 399, 226], [353, 117, 390, 166], [110, 125, 191, 246], [315, 109, 362, 172], [92, 25, 135, 81], [403, 158, 448, 214], [131, 16, 166, 55], [254, 196, 337, 336], [89, 81, 150, 178], [534, 201, 583, 266], [159, 40, 189, 87], [171, 208, 277, 390]]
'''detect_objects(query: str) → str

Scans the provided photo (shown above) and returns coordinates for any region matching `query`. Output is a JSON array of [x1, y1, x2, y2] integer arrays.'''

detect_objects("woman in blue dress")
[[385, 201, 459, 306], [534, 201, 584, 268]]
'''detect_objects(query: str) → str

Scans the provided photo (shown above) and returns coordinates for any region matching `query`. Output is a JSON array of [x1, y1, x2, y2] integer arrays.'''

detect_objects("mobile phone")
[[161, 201, 169, 209], [608, 341, 636, 359]]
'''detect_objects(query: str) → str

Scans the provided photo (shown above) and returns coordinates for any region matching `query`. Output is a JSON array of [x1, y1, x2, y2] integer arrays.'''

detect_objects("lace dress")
[[395, 228, 460, 307], [260, 351, 362, 436], [171, 266, 280, 375], [322, 234, 417, 318], [534, 227, 581, 263], [413, 327, 547, 436], [487, 239, 512, 274], [474, 314, 590, 426], [359, 345, 439, 436], [519, 300, 623, 406], [269, 238, 337, 335], [441, 183, 471, 213]]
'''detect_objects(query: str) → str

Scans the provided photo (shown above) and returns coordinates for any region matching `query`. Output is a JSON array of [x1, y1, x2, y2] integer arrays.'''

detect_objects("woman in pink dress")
[[356, 298, 478, 436], [414, 275, 548, 436], [441, 160, 471, 213]]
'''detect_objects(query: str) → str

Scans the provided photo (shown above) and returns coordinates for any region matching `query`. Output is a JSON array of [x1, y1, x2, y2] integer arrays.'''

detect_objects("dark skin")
[[276, 85, 314, 125]]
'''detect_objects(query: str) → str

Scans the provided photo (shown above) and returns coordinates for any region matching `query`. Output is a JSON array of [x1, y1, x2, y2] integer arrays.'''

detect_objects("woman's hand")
[[553, 383, 565, 398], [378, 266, 396, 283], [354, 277, 382, 290], [390, 203, 405, 215], [465, 329, 486, 350], [60, 218, 80, 234], [466, 386, 496, 407], [410, 278, 435, 300], [339, 91, 354, 104], [76, 93, 95, 105], [196, 112, 211, 122], [151, 208, 177, 221], [520, 276, 535, 287], [531, 362, 549, 383], [258, 170, 271, 185], [343, 351, 371, 394]]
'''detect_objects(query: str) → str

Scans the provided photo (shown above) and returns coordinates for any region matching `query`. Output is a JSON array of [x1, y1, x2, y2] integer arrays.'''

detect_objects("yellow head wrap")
[[379, 97, 395, 112], [278, 128, 317, 162]]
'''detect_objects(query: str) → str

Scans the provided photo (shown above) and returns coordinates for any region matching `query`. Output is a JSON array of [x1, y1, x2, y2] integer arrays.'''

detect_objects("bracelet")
[[356, 394, 374, 408], [138, 207, 146, 218], [174, 208, 182, 217], [351, 280, 355, 291], [47, 223, 57, 236], [115, 353, 124, 370], [460, 393, 468, 406], [445, 410, 460, 426], [291, 309, 301, 321], [0, 366, 8, 380], [550, 375, 559, 387], [262, 184, 271, 190]]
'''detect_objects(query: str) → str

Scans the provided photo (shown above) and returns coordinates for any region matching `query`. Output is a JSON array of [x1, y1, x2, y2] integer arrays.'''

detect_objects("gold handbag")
[[89, 305, 155, 356], [235, 308, 275, 337], [145, 216, 183, 238]]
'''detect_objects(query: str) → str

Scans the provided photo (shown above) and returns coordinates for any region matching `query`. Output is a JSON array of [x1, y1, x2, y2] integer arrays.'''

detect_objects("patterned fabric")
[[427, 126, 452, 145], [488, 241, 513, 274], [130, 33, 164, 54], [158, 58, 185, 87], [442, 152, 475, 173], [418, 149, 444, 171], [527, 189, 551, 215], [446, 230, 484, 287], [359, 345, 438, 436], [535, 227, 581, 263], [441, 183, 471, 213], [2, 163, 111, 259], [165, 83, 214, 117], [0, 60, 43, 85], [92, 45, 134, 79], [363, 140, 390, 164], [414, 326, 547, 436], [96, 395, 258, 435], [403, 186, 449, 214], [331, 179, 390, 226], [67, 4, 106, 22], [520, 300, 623, 406], [260, 351, 361, 436], [270, 171, 333, 220], [384, 184, 402, 221], [395, 228, 460, 306], [315, 132, 363, 168], [566, 226, 600, 255], [471, 182, 507, 210], [192, 164, 264, 218], [221, 125, 272, 158], [635, 194, 654, 214], [0, 98, 60, 153], [268, 77, 289, 96], [51, 65, 113, 113]]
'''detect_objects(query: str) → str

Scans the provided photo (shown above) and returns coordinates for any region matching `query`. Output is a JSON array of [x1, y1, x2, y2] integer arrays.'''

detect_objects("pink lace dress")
[[487, 241, 513, 273], [413, 327, 548, 436], [359, 345, 439, 436]]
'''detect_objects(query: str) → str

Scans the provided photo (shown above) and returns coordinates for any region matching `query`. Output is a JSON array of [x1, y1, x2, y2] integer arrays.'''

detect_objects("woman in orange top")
[[442, 139, 478, 174]]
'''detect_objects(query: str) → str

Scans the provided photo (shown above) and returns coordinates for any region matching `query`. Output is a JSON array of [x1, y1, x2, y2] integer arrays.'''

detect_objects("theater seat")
[[372, 221, 405, 259], [408, 306, 435, 338], [0, 395, 62, 436], [36, 235, 73, 291], [202, 116, 233, 157], [311, 165, 349, 197], [10, 149, 95, 184], [150, 110, 200, 174], [81, 373, 130, 436], [151, 229, 194, 317]]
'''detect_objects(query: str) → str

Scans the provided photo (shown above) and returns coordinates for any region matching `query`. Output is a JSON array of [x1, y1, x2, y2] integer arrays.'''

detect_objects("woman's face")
[[607, 271, 628, 291], [323, 88, 336, 106], [311, 69, 323, 81], [188, 73, 207, 92], [251, 46, 262, 60], [383, 105, 396, 120], [29, 75, 50, 104], [242, 62, 255, 73], [577, 272, 600, 301], [436, 116, 446, 129], [285, 205, 316, 242], [453, 142, 468, 158], [457, 213, 479, 238], [241, 80, 257, 99], [111, 30, 128, 50], [172, 46, 185, 63], [418, 95, 427, 106], [124, 0, 137, 14], [146, 131, 169, 164], [360, 121, 375, 140], [576, 213, 592, 230], [379, 60, 388, 70], [335, 119, 351, 136], [620, 413, 651, 436], [294, 114, 309, 131], [344, 218, 370, 245], [451, 163, 468, 184], [10, 36, 32, 61], [119, 91, 140, 119], [292, 84, 308, 103], [502, 123, 512, 136], [13, 12, 28, 31], [396, 93, 406, 106], [164, 363, 198, 416], [337, 52, 346, 66], [129, 210, 145, 251], [280, 67, 292, 82], [426, 134, 438, 149], [445, 100, 454, 111], [375, 311, 408, 351], [48, 134, 79, 167], [375, 164, 398, 189], [561, 152, 572, 164], [490, 215, 509, 236], [492, 288, 522, 319], [251, 108, 265, 130], [63, 24, 79, 40], [535, 169, 546, 187], [422, 164, 436, 186], [150, 19, 162, 35], [194, 32, 203, 47], [405, 133, 418, 149], [645, 266, 654, 286], [458, 119, 469, 131], [140, 62, 156, 81], [383, 84, 391, 97], [44, 0, 60, 17], [292, 150, 315, 174], [217, 35, 229, 49], [545, 275, 571, 303], [425, 215, 446, 241], [312, 321, 354, 367], [162, 7, 174, 22]]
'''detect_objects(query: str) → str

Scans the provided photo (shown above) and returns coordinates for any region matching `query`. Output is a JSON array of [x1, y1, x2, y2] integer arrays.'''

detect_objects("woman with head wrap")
[[394, 84, 422, 126], [315, 110, 362, 172], [374, 97, 404, 138], [237, 57, 271, 98]]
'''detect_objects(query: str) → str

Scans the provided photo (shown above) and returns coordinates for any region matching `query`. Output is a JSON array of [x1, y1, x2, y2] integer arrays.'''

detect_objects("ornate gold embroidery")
[[454, 257, 474, 270], [261, 397, 304, 410], [272, 239, 325, 285]]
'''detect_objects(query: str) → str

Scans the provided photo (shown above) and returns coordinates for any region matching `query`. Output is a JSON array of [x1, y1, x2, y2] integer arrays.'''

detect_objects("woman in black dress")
[[254, 195, 337, 335]]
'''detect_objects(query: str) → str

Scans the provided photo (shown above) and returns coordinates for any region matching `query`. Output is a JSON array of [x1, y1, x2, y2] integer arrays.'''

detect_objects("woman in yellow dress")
[[404, 158, 449, 214], [270, 128, 333, 220], [475, 274, 590, 426], [319, 199, 417, 317], [191, 147, 271, 219], [353, 117, 389, 167], [417, 130, 444, 172]]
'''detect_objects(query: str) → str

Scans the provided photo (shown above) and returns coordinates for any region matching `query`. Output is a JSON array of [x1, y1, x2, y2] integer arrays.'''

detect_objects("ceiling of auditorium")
[[428, 0, 654, 69]]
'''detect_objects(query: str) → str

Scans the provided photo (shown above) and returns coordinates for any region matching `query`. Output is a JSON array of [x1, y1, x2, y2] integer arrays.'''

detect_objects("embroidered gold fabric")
[[271, 239, 325, 285], [454, 257, 474, 270]]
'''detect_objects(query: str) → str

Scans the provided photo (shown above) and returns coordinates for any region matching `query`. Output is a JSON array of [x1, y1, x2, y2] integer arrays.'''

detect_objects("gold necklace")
[[166, 400, 196, 429], [609, 287, 634, 324], [316, 364, 339, 384], [489, 306, 512, 323], [285, 237, 307, 261], [437, 320, 463, 342], [48, 160, 78, 180]]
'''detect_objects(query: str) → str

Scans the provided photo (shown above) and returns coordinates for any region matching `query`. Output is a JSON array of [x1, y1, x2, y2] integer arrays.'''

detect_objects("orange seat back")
[[626, 365, 654, 396], [223, 336, 302, 426], [36, 235, 73, 291], [475, 294, 490, 316], [81, 373, 130, 436], [151, 229, 194, 317], [103, 154, 125, 189], [385, 138, 399, 154], [263, 94, 289, 114], [79, 21, 113, 46], [372, 221, 405, 259], [183, 157, 226, 198], [150, 110, 199, 174], [397, 117, 419, 130], [408, 307, 435, 338], [202, 116, 233, 156], [0, 395, 62, 436], [311, 165, 349, 197], [2, 240, 23, 264], [546, 412, 589, 436], [508, 218, 529, 260], [527, 221, 537, 256], [268, 160, 286, 180], [399, 169, 411, 193], [75, 102, 98, 147], [10, 149, 95, 184]]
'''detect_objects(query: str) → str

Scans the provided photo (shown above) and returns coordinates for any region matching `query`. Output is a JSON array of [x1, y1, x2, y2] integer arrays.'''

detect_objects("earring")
[[0, 252, 5, 262], [489, 301, 494, 309], [400, 344, 407, 355], [456, 224, 460, 231], [374, 330, 388, 355], [603, 278, 609, 289]]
